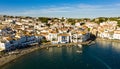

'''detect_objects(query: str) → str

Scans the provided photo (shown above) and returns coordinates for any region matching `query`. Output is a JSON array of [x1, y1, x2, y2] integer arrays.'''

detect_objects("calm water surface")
[[1, 40, 120, 69]]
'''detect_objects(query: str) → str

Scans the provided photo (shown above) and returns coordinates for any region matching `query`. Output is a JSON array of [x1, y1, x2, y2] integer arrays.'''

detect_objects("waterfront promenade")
[[0, 41, 91, 67]]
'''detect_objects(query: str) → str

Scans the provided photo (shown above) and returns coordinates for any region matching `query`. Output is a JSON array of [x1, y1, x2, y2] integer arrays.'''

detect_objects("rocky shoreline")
[[0, 41, 92, 68]]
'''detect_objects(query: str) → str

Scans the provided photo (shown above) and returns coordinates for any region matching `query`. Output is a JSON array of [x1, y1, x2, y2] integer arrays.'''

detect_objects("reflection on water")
[[1, 40, 120, 69], [112, 42, 120, 52], [66, 46, 72, 55], [48, 47, 53, 53], [96, 40, 120, 53], [96, 40, 112, 48]]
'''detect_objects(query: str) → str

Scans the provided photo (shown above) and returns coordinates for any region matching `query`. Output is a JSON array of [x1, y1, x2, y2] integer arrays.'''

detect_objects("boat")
[[76, 50, 82, 53], [78, 44, 82, 48], [8, 51, 20, 55]]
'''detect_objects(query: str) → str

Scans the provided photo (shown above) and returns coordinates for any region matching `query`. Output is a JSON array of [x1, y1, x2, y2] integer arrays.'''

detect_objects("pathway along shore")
[[0, 41, 91, 67]]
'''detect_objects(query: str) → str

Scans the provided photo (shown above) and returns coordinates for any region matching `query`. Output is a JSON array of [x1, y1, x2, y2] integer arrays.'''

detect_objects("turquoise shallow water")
[[1, 40, 120, 69]]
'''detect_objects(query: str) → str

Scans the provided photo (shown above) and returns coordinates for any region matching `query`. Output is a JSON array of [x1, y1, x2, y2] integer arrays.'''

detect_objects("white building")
[[113, 30, 120, 40], [0, 35, 38, 52], [48, 32, 58, 44], [71, 32, 90, 43], [0, 40, 11, 51], [58, 33, 71, 43]]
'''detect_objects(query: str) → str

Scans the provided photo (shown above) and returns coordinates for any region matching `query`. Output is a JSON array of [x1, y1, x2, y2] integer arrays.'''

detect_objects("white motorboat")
[[76, 50, 82, 53], [78, 44, 82, 48]]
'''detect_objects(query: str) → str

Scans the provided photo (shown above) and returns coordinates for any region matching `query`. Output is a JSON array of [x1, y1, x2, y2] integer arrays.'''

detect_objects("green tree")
[[67, 18, 75, 25], [38, 17, 51, 23], [98, 17, 105, 23], [117, 21, 120, 27]]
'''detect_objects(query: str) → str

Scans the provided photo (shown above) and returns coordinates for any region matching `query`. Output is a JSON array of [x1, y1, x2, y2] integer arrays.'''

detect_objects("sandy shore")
[[0, 41, 91, 67]]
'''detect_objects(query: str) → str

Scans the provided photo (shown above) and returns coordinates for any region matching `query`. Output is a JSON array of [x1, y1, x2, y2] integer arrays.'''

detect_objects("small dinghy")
[[76, 50, 82, 53], [78, 44, 82, 48]]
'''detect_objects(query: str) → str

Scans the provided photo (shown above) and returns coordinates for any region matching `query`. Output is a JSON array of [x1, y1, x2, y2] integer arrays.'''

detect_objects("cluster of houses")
[[85, 20, 120, 40], [97, 21, 120, 40], [0, 15, 120, 52], [0, 16, 91, 52]]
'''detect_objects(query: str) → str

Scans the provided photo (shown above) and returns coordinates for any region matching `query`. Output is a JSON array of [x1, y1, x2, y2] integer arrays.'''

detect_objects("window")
[[62, 36, 67, 42]]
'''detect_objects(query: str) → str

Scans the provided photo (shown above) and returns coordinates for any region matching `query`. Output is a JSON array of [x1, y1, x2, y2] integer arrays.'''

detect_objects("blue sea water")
[[1, 40, 120, 69]]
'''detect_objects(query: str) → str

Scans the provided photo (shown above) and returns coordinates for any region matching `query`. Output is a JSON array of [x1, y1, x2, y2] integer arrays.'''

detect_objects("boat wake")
[[90, 54, 111, 69]]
